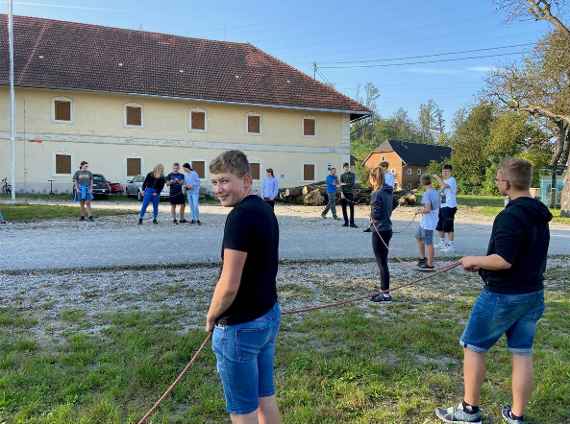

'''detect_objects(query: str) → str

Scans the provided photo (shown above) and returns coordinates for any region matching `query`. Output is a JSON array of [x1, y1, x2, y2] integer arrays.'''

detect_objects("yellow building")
[[0, 15, 369, 193]]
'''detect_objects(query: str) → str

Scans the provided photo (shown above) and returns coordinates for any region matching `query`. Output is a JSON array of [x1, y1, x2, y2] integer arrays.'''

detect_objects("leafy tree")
[[418, 99, 444, 143]]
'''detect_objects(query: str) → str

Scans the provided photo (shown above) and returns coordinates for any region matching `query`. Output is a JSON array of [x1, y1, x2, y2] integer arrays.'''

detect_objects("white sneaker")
[[436, 240, 447, 249], [446, 242, 455, 252]]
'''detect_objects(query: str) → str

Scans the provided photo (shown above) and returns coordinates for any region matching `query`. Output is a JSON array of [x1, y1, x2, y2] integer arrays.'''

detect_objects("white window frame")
[[190, 159, 208, 179], [406, 168, 412, 176], [52, 97, 73, 124], [303, 116, 316, 137], [246, 112, 262, 135], [417, 168, 422, 176], [189, 108, 207, 132], [303, 163, 316, 182], [125, 156, 144, 179], [124, 103, 144, 128], [53, 152, 73, 176]]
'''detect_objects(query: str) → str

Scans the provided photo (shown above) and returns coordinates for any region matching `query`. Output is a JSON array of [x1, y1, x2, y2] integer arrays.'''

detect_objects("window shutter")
[[304, 119, 315, 136], [248, 115, 260, 133], [126, 106, 142, 126], [192, 161, 205, 178], [54, 101, 71, 121], [191, 111, 206, 130], [304, 164, 315, 180], [56, 154, 71, 174], [250, 163, 260, 180], [127, 158, 141, 176]]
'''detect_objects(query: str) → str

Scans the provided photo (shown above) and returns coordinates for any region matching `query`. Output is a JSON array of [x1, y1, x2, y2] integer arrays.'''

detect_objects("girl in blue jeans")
[[138, 164, 166, 224]]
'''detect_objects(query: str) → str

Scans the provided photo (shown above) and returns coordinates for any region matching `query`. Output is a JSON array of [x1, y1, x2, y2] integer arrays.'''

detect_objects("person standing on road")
[[166, 163, 186, 224], [381, 161, 396, 189], [73, 161, 94, 222], [415, 174, 440, 270], [206, 150, 282, 424], [435, 158, 551, 424], [321, 167, 340, 220], [368, 166, 394, 302], [434, 164, 458, 252], [340, 162, 357, 228], [261, 168, 279, 211], [183, 162, 202, 225], [0, 211, 6, 224], [138, 164, 166, 225]]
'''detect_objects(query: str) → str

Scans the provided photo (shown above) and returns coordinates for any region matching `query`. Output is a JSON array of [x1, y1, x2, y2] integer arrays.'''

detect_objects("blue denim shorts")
[[460, 289, 545, 355], [212, 303, 281, 415], [415, 226, 434, 245]]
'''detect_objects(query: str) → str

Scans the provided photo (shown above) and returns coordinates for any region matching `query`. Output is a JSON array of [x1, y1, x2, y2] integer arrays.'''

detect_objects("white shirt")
[[421, 188, 440, 230], [441, 176, 457, 208], [384, 171, 395, 188]]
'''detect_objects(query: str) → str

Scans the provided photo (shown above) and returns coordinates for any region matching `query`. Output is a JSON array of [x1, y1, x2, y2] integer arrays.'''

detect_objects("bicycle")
[[1, 177, 12, 195]]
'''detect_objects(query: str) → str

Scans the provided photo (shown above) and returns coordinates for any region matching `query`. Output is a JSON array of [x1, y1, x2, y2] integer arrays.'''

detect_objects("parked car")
[[92, 174, 111, 197], [125, 175, 169, 201], [109, 182, 124, 194]]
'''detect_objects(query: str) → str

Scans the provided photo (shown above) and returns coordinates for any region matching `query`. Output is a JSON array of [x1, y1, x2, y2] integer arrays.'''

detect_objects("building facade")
[[0, 15, 369, 193]]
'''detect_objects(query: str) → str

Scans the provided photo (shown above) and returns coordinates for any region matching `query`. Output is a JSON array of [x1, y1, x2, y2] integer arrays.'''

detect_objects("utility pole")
[[8, 0, 16, 201], [313, 62, 317, 79]]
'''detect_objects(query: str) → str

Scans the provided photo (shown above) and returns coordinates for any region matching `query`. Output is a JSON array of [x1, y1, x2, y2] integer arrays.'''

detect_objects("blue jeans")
[[139, 188, 160, 219], [461, 289, 545, 355], [212, 303, 281, 415], [187, 191, 200, 221], [415, 226, 434, 245]]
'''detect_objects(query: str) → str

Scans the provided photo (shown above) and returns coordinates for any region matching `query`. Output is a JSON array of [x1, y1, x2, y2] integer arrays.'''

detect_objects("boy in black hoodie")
[[435, 158, 551, 424]]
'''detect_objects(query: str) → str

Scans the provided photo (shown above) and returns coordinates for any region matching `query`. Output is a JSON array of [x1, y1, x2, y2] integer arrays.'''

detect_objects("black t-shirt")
[[166, 172, 184, 196], [218, 195, 279, 325], [340, 171, 356, 194], [480, 197, 552, 294]]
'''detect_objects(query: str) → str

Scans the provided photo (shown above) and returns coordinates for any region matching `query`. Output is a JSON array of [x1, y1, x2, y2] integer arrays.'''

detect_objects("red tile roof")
[[0, 15, 369, 119]]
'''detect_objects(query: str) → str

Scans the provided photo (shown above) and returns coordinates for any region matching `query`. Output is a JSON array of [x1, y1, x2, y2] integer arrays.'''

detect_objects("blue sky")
[[2, 0, 554, 129]]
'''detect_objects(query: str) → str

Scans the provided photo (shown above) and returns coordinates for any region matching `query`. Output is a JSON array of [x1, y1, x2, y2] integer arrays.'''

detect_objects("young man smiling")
[[206, 150, 282, 424], [435, 158, 551, 424]]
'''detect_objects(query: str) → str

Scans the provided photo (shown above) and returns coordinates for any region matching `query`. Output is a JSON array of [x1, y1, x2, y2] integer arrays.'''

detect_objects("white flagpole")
[[8, 0, 16, 201]]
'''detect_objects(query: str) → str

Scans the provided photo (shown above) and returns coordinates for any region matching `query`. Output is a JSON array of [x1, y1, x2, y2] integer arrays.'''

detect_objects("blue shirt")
[[262, 176, 279, 200], [326, 175, 338, 193], [184, 170, 200, 194], [420, 187, 440, 230]]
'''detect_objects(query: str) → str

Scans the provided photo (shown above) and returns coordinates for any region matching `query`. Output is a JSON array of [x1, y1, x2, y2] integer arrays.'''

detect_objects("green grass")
[[0, 204, 134, 222], [0, 265, 568, 423]]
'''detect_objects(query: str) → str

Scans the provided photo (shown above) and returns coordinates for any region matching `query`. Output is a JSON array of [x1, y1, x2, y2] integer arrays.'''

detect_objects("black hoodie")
[[480, 197, 552, 294]]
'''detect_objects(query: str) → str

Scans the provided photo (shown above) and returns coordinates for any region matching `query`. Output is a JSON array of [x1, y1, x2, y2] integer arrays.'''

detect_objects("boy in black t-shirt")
[[166, 163, 186, 224], [435, 159, 551, 424], [206, 150, 282, 423]]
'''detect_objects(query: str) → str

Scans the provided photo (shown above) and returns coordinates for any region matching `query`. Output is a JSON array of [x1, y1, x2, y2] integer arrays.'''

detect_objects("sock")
[[509, 410, 523, 420], [462, 400, 480, 414]]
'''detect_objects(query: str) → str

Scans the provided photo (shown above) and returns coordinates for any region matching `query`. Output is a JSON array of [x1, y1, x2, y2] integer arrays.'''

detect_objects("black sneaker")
[[501, 406, 525, 423], [417, 257, 427, 267], [333, 216, 341, 220], [342, 222, 349, 227], [197, 220, 201, 226], [138, 218, 143, 225], [173, 219, 178, 225], [371, 293, 392, 302], [321, 214, 327, 219], [435, 403, 482, 423], [418, 263, 435, 271], [88, 216, 94, 222], [350, 223, 358, 228], [363, 226, 372, 232], [180, 219, 188, 224], [79, 216, 86, 221], [152, 219, 158, 224]]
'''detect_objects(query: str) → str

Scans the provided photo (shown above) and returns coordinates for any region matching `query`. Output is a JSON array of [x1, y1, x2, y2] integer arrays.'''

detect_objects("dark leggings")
[[372, 229, 392, 291]]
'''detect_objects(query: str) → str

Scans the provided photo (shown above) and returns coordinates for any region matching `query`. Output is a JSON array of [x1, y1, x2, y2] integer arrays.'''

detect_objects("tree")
[[418, 99, 444, 143]]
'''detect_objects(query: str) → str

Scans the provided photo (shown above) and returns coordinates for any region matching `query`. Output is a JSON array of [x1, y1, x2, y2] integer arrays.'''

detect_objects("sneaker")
[[350, 223, 358, 228], [501, 406, 525, 423], [363, 226, 372, 233], [417, 257, 427, 267], [333, 216, 341, 220], [152, 219, 158, 224], [88, 216, 94, 222], [436, 239, 447, 249], [342, 222, 349, 227], [180, 219, 188, 223], [191, 220, 196, 224], [435, 403, 482, 424], [321, 214, 327, 219], [173, 219, 178, 225], [79, 216, 86, 221], [446, 242, 456, 253], [138, 218, 143, 225], [370, 293, 392, 302], [418, 263, 435, 271], [197, 220, 201, 226]]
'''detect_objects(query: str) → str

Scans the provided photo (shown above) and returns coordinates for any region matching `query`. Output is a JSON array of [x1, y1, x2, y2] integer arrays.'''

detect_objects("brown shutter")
[[248, 115, 260, 133], [56, 154, 71, 174], [250, 163, 260, 180], [126, 106, 142, 126], [304, 118, 315, 136], [192, 161, 205, 178], [127, 158, 141, 176], [54, 101, 71, 121], [191, 111, 206, 130], [304, 164, 315, 181]]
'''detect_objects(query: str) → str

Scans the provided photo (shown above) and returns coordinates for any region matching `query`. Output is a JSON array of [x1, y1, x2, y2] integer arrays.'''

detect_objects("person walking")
[[415, 174, 440, 270], [435, 158, 551, 424], [261, 168, 279, 211], [166, 163, 186, 224], [206, 150, 282, 424], [73, 161, 94, 222], [183, 163, 202, 225], [138, 164, 166, 225], [368, 166, 394, 302], [340, 162, 357, 228], [321, 167, 340, 220], [434, 164, 458, 252]]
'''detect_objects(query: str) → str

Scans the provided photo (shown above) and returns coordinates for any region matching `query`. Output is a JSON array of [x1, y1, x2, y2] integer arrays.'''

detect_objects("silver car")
[[125, 175, 169, 201]]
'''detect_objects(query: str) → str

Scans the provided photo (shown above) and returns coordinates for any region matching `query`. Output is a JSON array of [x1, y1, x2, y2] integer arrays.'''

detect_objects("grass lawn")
[[0, 204, 134, 222], [0, 261, 568, 423]]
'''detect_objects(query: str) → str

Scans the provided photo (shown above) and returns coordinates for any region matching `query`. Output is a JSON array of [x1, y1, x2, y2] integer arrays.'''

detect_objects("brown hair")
[[369, 166, 385, 190], [209, 150, 250, 177], [499, 158, 532, 190], [152, 164, 164, 179], [421, 174, 432, 186]]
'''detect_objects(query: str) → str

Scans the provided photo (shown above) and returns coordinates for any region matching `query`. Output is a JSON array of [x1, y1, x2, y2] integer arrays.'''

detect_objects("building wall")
[[402, 165, 427, 189], [0, 87, 351, 193], [363, 151, 403, 189]]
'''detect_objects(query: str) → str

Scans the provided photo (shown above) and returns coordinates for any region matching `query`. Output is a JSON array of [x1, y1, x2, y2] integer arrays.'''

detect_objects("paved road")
[[1, 203, 569, 271]]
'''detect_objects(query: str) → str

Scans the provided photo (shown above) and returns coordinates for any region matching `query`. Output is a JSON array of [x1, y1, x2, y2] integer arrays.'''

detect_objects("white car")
[[125, 175, 169, 201]]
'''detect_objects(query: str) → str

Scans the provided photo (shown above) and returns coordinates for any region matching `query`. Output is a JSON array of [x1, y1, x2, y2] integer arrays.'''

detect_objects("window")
[[406, 168, 412, 176], [304, 164, 315, 181], [55, 154, 71, 175], [53, 98, 72, 122], [127, 158, 142, 177], [417, 168, 422, 176], [303, 118, 316, 136], [247, 114, 261, 134], [391, 168, 396, 174], [125, 104, 143, 127], [190, 110, 206, 131], [192, 161, 205, 178], [250, 163, 261, 180]]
